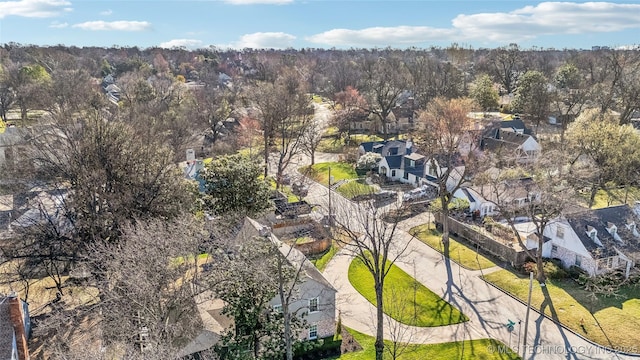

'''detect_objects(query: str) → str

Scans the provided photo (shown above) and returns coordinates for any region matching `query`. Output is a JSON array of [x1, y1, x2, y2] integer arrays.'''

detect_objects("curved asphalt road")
[[272, 103, 638, 360]]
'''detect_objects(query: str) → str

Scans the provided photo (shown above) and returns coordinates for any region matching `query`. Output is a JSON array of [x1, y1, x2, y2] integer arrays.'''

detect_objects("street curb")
[[405, 227, 488, 273], [481, 278, 640, 358]]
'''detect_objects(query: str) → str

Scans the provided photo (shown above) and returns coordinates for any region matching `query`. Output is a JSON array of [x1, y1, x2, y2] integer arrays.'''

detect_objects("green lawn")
[[348, 257, 468, 327], [409, 224, 496, 271], [312, 242, 340, 272], [331, 328, 520, 360], [318, 137, 347, 153], [579, 186, 640, 209], [483, 270, 640, 349], [349, 134, 384, 143], [301, 162, 359, 186], [336, 180, 375, 199], [267, 177, 301, 202]]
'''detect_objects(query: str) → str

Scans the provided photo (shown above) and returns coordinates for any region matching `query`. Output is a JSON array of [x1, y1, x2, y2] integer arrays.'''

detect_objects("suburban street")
[[308, 179, 639, 360], [268, 103, 639, 360]]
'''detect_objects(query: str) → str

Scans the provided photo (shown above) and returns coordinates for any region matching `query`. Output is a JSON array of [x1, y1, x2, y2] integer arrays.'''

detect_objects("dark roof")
[[241, 218, 337, 292], [481, 131, 533, 152], [360, 141, 384, 153], [403, 155, 425, 177], [0, 299, 16, 359], [501, 118, 526, 131], [462, 188, 476, 203], [360, 140, 412, 156], [0, 211, 11, 230], [384, 155, 403, 169], [565, 205, 640, 259]]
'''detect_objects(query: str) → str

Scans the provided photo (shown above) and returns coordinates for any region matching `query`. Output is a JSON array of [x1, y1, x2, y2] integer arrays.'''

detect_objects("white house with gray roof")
[[533, 204, 640, 278]]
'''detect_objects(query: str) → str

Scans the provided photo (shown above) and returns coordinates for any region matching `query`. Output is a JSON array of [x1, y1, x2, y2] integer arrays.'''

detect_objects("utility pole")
[[328, 166, 333, 226], [522, 271, 533, 359]]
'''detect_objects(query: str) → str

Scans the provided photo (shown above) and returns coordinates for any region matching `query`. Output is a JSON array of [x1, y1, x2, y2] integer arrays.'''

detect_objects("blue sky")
[[0, 0, 639, 50]]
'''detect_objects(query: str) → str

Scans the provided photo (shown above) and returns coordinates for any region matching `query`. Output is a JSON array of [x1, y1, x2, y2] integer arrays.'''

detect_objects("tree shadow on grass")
[[531, 284, 580, 360]]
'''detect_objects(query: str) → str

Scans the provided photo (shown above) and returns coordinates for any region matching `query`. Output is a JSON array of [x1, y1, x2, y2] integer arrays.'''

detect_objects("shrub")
[[521, 259, 569, 279], [544, 259, 569, 279], [568, 265, 588, 280]]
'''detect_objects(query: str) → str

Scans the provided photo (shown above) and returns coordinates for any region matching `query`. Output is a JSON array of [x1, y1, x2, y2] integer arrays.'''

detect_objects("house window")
[[575, 256, 581, 267], [556, 227, 565, 239], [309, 298, 319, 313], [309, 324, 318, 340], [551, 245, 558, 253], [273, 304, 282, 313], [410, 160, 415, 167], [391, 170, 396, 177], [403, 172, 409, 180]]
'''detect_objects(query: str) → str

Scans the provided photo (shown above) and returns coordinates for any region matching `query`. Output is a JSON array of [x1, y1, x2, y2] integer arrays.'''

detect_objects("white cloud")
[[0, 0, 71, 19], [307, 26, 456, 46], [160, 39, 204, 49], [72, 20, 152, 32], [222, 32, 296, 49], [224, 0, 292, 4], [100, 9, 113, 16], [49, 21, 68, 28], [453, 2, 640, 42], [307, 2, 640, 47]]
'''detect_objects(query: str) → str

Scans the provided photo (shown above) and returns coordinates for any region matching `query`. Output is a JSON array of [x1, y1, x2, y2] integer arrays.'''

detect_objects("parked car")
[[402, 185, 432, 202], [374, 190, 397, 201]]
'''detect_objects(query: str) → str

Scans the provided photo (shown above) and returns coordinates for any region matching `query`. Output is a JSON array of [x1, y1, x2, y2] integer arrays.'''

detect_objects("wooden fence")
[[434, 213, 530, 267]]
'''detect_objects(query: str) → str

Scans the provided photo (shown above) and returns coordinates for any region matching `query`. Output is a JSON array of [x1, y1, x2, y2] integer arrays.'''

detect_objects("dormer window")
[[606, 222, 623, 243], [627, 222, 640, 237], [586, 225, 602, 246]]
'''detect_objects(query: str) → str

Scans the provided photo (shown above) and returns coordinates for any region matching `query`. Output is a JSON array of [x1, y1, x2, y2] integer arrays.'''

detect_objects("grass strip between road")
[[409, 224, 496, 270], [483, 269, 640, 350], [329, 327, 520, 359], [348, 256, 468, 327]]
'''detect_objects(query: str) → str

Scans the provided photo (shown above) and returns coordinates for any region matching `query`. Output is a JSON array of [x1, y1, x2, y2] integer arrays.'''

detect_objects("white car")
[[402, 185, 430, 202]]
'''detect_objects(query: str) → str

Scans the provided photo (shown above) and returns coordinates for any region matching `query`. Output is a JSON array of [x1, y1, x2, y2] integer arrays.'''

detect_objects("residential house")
[[0, 195, 13, 231], [481, 130, 541, 164], [179, 217, 337, 357], [457, 171, 541, 218], [453, 187, 497, 217], [0, 127, 23, 168], [539, 204, 640, 278], [358, 139, 414, 158], [0, 293, 31, 360], [350, 112, 393, 135]]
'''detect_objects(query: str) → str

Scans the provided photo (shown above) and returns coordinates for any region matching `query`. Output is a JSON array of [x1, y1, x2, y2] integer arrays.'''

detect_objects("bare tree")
[[414, 97, 482, 256], [384, 284, 418, 360], [358, 56, 409, 140], [333, 201, 410, 360], [475, 149, 575, 283], [300, 116, 324, 166], [250, 70, 312, 186], [89, 217, 209, 356], [487, 43, 524, 95]]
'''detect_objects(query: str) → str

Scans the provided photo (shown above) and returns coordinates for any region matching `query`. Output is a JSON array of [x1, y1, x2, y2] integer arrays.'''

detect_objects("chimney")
[[259, 226, 272, 238], [8, 294, 30, 360]]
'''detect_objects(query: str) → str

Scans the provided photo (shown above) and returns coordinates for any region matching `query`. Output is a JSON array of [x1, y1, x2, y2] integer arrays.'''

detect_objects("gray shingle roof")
[[0, 299, 16, 360], [565, 205, 640, 259], [384, 155, 403, 170], [241, 218, 337, 292]]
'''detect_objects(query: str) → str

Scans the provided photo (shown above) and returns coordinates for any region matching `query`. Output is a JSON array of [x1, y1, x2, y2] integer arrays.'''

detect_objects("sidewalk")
[[297, 172, 638, 360]]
